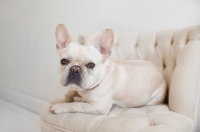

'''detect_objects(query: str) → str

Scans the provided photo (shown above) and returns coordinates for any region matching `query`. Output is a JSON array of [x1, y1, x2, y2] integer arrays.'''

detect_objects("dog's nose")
[[70, 65, 81, 75]]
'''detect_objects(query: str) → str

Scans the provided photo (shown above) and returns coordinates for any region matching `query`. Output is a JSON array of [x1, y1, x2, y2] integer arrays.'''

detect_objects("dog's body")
[[50, 24, 167, 115]]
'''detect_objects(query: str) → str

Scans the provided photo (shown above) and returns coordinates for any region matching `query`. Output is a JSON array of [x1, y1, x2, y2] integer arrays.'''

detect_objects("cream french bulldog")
[[50, 24, 167, 115]]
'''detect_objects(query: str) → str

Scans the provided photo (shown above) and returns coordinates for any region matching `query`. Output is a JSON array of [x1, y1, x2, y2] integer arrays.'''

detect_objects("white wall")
[[0, 0, 200, 131]]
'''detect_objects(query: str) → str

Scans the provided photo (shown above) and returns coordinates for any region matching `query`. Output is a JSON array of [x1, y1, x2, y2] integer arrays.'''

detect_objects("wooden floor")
[[0, 98, 40, 132]]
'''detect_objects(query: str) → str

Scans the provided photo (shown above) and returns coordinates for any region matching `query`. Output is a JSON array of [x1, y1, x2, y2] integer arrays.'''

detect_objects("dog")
[[50, 24, 167, 115]]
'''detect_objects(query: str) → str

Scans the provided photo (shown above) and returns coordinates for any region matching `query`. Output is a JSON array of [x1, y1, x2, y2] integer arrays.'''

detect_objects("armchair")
[[40, 25, 200, 132]]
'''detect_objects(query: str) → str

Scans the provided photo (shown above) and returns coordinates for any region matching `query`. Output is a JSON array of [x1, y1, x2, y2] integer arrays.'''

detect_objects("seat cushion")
[[40, 104, 193, 132]]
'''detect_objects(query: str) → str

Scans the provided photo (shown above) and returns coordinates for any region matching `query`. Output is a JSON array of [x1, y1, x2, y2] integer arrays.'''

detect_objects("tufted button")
[[78, 36, 84, 45], [150, 122, 154, 126], [171, 38, 174, 45], [135, 44, 138, 48], [155, 42, 157, 47], [163, 63, 166, 69], [186, 34, 189, 44]]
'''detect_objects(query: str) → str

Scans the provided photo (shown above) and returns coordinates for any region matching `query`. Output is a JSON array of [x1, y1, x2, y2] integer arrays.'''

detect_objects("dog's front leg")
[[50, 99, 112, 115], [50, 90, 80, 105]]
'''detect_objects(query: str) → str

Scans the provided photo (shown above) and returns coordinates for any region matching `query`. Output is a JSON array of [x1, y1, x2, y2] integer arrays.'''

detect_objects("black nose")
[[70, 65, 81, 75]]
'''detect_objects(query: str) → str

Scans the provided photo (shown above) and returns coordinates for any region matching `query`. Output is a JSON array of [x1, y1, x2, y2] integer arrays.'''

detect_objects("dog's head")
[[55, 24, 114, 90]]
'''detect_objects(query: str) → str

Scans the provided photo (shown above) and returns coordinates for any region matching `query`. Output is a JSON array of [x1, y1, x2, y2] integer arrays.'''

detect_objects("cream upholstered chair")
[[40, 25, 200, 132]]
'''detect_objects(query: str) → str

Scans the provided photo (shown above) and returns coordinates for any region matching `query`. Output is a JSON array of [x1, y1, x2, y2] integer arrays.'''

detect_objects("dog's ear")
[[55, 24, 73, 53], [93, 29, 114, 58]]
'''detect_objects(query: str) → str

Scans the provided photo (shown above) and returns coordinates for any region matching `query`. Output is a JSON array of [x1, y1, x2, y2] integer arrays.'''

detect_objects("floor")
[[0, 98, 40, 132]]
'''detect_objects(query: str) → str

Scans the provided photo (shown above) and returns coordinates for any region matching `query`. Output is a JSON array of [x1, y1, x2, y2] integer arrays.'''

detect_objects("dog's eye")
[[87, 63, 95, 69], [61, 59, 69, 65]]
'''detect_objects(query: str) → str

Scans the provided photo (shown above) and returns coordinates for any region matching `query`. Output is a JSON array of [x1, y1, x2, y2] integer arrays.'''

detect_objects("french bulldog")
[[50, 24, 167, 115]]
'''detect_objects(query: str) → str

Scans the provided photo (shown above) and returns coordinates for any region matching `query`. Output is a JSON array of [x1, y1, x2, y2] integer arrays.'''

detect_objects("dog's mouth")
[[67, 75, 82, 86], [69, 78, 79, 85]]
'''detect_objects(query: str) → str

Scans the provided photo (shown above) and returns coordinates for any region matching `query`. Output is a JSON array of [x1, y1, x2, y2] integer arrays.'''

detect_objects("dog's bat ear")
[[93, 29, 114, 58], [55, 24, 73, 53]]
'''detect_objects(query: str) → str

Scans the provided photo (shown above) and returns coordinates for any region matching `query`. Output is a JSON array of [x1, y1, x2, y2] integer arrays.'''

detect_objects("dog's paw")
[[50, 104, 65, 114], [50, 98, 66, 105]]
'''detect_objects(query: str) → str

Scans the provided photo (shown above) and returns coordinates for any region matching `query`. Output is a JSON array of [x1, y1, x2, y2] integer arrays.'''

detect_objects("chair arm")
[[169, 26, 200, 132]]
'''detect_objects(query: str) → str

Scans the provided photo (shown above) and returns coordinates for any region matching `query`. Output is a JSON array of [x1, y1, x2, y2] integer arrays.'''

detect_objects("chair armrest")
[[169, 26, 200, 132]]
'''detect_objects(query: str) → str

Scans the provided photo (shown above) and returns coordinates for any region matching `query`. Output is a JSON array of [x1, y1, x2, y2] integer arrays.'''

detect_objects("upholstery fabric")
[[40, 25, 200, 132], [40, 104, 193, 132]]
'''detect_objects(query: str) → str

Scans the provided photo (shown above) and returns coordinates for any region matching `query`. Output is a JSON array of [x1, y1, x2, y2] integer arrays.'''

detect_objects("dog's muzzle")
[[67, 65, 82, 86]]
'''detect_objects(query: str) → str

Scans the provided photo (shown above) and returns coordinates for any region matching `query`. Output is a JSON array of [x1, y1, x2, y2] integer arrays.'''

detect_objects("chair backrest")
[[78, 26, 200, 130]]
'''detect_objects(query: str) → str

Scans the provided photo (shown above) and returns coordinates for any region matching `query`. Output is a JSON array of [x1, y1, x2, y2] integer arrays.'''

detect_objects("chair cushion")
[[40, 104, 193, 132]]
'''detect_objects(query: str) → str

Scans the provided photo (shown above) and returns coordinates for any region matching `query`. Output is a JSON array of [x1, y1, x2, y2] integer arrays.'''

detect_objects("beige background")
[[0, 0, 200, 131]]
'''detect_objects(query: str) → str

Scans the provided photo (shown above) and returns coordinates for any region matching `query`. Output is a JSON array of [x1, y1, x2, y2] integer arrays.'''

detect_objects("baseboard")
[[0, 87, 48, 114]]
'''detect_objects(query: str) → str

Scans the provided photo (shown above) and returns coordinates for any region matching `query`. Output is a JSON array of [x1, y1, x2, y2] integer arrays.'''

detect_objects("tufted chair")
[[40, 25, 200, 132]]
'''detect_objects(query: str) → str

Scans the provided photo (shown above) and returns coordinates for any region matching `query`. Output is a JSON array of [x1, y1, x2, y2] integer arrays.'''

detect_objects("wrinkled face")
[[55, 24, 114, 90], [58, 43, 104, 90]]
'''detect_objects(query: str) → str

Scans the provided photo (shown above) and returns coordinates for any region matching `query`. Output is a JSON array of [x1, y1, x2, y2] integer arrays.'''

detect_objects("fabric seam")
[[40, 117, 73, 132]]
